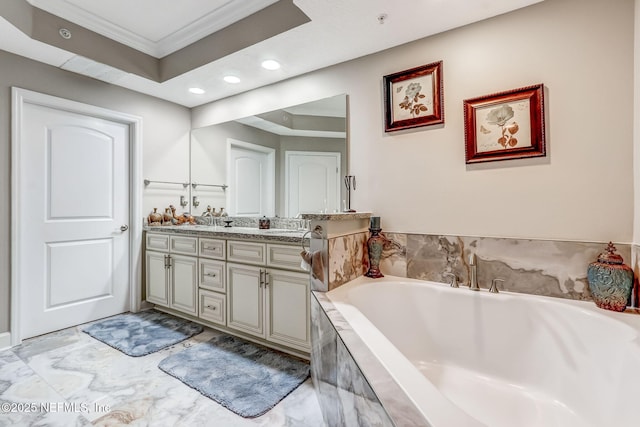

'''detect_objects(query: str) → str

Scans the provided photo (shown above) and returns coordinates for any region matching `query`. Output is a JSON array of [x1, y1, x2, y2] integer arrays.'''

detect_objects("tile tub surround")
[[328, 232, 368, 290], [311, 292, 427, 427], [303, 212, 372, 292], [368, 232, 639, 309]]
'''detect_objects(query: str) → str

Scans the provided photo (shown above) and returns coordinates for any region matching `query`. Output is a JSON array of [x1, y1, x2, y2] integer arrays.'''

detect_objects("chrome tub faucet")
[[469, 253, 480, 291], [443, 272, 459, 288]]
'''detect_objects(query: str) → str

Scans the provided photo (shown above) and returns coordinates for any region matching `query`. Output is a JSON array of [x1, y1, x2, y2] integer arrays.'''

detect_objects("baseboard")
[[0, 332, 11, 351]]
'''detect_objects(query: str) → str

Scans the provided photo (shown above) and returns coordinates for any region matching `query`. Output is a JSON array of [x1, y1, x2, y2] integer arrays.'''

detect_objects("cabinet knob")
[[120, 224, 129, 232]]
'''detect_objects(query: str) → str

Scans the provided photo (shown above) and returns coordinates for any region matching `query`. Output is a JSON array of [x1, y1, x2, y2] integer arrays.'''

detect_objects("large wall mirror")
[[190, 94, 348, 218]]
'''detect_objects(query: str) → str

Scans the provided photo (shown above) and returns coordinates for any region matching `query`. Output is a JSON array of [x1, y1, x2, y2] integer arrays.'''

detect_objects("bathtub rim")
[[312, 291, 436, 427], [329, 275, 640, 333]]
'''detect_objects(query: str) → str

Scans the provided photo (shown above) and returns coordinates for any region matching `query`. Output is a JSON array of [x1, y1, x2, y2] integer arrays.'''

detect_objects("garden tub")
[[325, 275, 640, 427]]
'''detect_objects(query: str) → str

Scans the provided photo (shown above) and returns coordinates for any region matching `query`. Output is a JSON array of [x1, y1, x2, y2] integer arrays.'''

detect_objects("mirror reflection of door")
[[285, 151, 341, 217], [227, 139, 275, 216]]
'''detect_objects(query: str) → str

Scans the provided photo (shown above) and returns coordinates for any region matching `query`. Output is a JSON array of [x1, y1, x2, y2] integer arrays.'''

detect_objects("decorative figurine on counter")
[[365, 216, 384, 278], [196, 206, 214, 225], [169, 205, 196, 225], [162, 207, 175, 225], [147, 208, 162, 226], [587, 242, 634, 312]]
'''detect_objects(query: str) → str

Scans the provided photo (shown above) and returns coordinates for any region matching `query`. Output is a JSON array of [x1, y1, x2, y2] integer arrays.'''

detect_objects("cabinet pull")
[[206, 305, 217, 311], [264, 271, 270, 288], [259, 269, 265, 287], [203, 246, 217, 250], [205, 273, 217, 277], [164, 254, 170, 269]]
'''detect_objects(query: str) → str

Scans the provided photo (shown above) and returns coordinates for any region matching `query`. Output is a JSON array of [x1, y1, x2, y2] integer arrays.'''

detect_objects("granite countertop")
[[300, 212, 372, 221], [144, 224, 309, 244]]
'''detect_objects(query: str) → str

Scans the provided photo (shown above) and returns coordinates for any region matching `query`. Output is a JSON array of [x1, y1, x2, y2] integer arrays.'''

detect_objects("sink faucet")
[[469, 253, 480, 291]]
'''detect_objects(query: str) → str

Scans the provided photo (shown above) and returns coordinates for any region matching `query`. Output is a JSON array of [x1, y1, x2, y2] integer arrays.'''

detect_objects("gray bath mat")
[[83, 310, 203, 357], [158, 334, 310, 418]]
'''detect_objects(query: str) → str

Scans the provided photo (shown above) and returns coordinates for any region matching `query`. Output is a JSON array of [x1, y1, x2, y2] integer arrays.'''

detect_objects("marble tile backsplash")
[[328, 232, 368, 290], [326, 230, 639, 307]]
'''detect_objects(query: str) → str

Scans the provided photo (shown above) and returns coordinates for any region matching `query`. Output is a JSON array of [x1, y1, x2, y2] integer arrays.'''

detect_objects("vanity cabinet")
[[145, 234, 198, 316], [226, 241, 310, 352], [145, 231, 310, 355]]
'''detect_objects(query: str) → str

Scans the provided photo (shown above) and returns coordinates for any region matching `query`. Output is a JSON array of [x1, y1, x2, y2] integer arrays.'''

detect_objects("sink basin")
[[262, 229, 305, 234]]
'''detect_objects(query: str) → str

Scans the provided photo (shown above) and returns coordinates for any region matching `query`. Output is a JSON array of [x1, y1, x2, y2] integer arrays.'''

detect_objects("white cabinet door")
[[170, 254, 198, 315], [266, 270, 310, 352], [146, 251, 169, 306], [227, 263, 264, 337]]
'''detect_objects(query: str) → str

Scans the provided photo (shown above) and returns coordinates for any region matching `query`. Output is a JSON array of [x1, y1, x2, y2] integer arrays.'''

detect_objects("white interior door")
[[227, 139, 275, 216], [285, 151, 341, 217], [17, 102, 130, 339]]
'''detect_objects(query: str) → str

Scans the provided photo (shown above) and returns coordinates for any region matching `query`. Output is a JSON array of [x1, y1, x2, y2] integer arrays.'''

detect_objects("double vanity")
[[144, 225, 311, 357]]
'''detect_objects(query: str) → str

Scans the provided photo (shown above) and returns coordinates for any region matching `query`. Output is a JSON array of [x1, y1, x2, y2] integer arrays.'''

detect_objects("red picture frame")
[[464, 84, 545, 164], [383, 61, 444, 132]]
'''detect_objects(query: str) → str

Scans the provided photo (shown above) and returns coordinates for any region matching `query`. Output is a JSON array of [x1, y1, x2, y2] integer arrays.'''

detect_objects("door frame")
[[10, 87, 143, 346], [284, 150, 341, 217]]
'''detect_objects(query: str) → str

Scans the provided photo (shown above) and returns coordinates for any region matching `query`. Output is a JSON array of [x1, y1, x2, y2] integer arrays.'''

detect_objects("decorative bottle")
[[365, 216, 384, 278], [587, 242, 634, 312]]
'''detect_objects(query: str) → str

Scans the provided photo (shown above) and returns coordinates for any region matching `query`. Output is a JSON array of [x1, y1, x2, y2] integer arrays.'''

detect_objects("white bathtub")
[[326, 275, 640, 427]]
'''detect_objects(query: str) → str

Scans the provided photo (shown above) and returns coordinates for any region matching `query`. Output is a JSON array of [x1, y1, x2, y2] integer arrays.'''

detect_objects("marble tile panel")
[[312, 292, 428, 427], [406, 234, 633, 303], [379, 232, 408, 277], [632, 244, 640, 308], [336, 337, 393, 427], [328, 232, 367, 290], [310, 295, 343, 427]]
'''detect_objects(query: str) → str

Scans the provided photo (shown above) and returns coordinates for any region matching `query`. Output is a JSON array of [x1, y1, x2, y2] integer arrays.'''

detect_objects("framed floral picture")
[[383, 61, 444, 132], [464, 84, 545, 164]]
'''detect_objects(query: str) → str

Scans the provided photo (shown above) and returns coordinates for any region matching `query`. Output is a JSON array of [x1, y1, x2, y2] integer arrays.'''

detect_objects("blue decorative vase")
[[587, 242, 633, 312]]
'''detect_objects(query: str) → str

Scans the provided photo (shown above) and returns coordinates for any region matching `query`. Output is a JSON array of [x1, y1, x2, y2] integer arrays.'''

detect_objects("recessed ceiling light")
[[261, 60, 281, 70], [188, 87, 205, 94], [224, 75, 241, 84]]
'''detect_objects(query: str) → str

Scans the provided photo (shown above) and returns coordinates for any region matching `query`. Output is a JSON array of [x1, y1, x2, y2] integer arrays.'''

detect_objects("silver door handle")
[[120, 225, 129, 232]]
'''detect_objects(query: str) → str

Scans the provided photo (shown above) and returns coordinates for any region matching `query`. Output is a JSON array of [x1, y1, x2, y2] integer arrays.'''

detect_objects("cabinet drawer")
[[199, 238, 226, 260], [199, 259, 225, 292], [267, 244, 305, 272], [170, 236, 198, 255], [146, 233, 169, 252], [227, 241, 266, 265], [199, 290, 226, 326]]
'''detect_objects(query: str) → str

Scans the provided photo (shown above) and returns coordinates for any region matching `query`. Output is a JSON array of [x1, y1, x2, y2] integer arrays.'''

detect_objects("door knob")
[[120, 225, 129, 232]]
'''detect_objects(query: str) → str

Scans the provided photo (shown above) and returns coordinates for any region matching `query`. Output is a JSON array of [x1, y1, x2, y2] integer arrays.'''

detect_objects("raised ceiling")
[[0, 0, 543, 108], [26, 0, 281, 58]]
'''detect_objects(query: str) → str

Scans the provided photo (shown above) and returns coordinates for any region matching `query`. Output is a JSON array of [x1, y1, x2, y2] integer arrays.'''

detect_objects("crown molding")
[[26, 0, 278, 58]]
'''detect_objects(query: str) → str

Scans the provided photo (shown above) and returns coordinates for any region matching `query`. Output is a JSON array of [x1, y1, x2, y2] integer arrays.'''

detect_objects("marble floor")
[[0, 318, 325, 427]]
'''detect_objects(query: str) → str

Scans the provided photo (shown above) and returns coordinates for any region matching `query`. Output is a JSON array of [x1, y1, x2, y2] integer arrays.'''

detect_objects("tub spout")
[[469, 253, 480, 291], [443, 272, 459, 288], [489, 278, 504, 293]]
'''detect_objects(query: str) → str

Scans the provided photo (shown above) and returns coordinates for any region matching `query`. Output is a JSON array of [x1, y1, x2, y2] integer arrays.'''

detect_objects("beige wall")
[[0, 50, 191, 334], [193, 0, 635, 243]]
